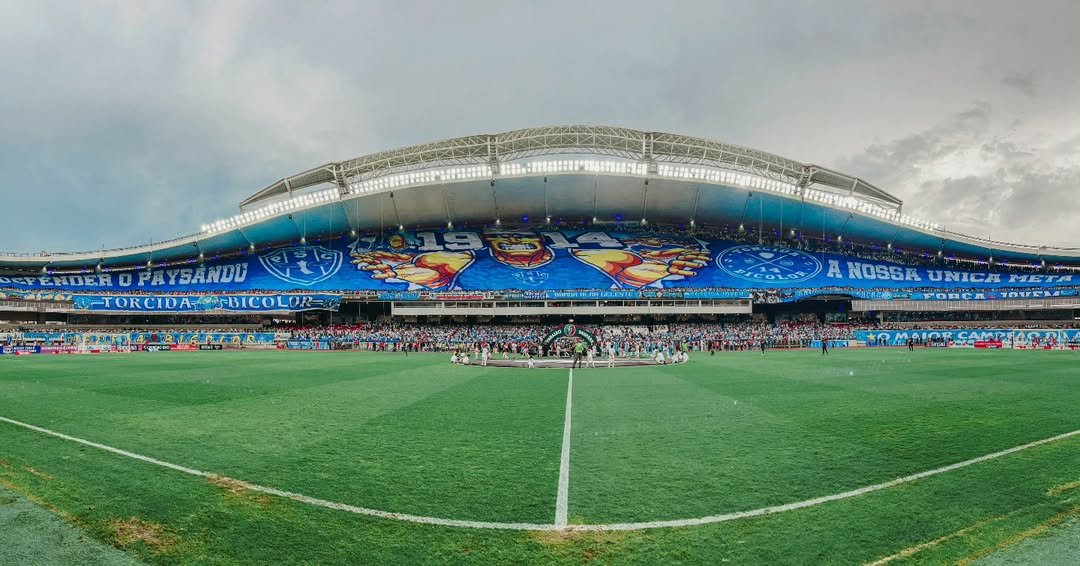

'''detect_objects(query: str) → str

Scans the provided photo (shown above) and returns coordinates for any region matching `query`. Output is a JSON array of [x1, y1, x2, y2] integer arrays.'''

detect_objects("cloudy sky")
[[2, 0, 1078, 253]]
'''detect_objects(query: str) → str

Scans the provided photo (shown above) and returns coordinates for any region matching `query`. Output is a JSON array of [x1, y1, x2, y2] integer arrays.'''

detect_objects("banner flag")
[[2, 230, 1075, 303]]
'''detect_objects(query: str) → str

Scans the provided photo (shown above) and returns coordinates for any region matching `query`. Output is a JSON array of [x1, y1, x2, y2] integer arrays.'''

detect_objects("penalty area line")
[[555, 368, 573, 527], [0, 415, 1078, 532]]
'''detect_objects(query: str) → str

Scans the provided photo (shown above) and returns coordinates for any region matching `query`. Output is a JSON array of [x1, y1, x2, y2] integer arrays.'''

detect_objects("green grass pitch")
[[1, 348, 1078, 564]]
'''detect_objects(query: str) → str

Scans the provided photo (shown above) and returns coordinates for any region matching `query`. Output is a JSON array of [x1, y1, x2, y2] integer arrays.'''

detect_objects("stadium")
[[2, 126, 1079, 564]]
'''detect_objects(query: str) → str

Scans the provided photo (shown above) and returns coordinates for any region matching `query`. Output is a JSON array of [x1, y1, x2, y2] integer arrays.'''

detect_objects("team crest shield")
[[259, 245, 343, 286], [513, 270, 549, 286], [716, 245, 822, 283], [194, 295, 221, 311]]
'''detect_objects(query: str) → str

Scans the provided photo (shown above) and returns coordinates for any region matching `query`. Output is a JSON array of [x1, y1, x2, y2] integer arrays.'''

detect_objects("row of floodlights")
[[346, 160, 650, 196], [656, 165, 799, 195], [803, 189, 940, 231], [200, 188, 338, 233], [198, 159, 940, 234], [349, 165, 494, 195], [657, 166, 939, 231]]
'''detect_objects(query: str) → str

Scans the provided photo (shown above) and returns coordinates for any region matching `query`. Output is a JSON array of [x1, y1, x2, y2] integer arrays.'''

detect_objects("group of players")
[[448, 340, 691, 368]]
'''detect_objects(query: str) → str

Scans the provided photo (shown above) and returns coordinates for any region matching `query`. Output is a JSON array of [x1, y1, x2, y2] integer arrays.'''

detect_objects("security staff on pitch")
[[573, 341, 585, 368]]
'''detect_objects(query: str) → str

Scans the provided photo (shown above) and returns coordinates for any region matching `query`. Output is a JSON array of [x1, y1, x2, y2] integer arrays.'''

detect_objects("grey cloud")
[[1, 0, 1079, 251], [1001, 72, 1039, 97], [840, 105, 1080, 247], [837, 104, 993, 185]]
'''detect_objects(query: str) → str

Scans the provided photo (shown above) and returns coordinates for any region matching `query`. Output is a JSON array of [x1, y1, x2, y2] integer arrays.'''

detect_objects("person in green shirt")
[[573, 341, 585, 368]]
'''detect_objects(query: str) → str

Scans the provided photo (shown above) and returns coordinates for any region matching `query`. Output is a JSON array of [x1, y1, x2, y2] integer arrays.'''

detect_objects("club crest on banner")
[[194, 295, 221, 311], [513, 270, 549, 286], [716, 245, 822, 283], [259, 245, 343, 286]]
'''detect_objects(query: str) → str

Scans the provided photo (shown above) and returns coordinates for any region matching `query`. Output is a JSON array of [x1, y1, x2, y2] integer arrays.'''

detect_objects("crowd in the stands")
[[280, 321, 868, 354]]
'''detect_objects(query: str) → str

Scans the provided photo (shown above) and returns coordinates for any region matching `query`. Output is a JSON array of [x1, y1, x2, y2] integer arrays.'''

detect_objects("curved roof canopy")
[[240, 125, 901, 209]]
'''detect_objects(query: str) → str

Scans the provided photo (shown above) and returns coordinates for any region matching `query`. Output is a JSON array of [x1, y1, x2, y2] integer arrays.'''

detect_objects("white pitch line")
[[1, 414, 1078, 532], [555, 368, 574, 527], [564, 427, 1080, 532], [0, 415, 554, 531]]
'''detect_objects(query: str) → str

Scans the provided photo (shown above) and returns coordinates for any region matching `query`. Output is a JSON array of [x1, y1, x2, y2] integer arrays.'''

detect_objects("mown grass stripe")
[[2, 414, 1076, 532]]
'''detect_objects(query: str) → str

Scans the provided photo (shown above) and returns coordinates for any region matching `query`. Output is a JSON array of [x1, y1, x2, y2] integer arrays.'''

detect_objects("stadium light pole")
[[837, 213, 853, 244], [739, 192, 752, 234], [779, 199, 783, 241], [544, 176, 551, 225], [690, 184, 701, 233], [442, 182, 454, 231], [758, 196, 764, 245], [640, 178, 650, 228], [592, 174, 599, 225], [490, 178, 500, 227]]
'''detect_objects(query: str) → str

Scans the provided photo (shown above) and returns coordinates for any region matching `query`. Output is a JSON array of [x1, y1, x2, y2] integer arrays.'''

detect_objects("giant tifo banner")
[[1, 229, 1077, 298], [854, 329, 1080, 347], [70, 293, 341, 313]]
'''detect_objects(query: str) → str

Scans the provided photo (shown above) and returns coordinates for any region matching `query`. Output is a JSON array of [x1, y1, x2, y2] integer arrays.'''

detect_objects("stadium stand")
[[4, 127, 1080, 350]]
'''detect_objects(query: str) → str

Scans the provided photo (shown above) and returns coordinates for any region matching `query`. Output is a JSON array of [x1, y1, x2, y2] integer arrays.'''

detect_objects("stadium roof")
[[239, 125, 902, 210], [1, 125, 1077, 271]]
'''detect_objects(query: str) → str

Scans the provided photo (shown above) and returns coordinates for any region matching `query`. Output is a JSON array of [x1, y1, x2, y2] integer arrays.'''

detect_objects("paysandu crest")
[[260, 245, 344, 286], [715, 245, 822, 283]]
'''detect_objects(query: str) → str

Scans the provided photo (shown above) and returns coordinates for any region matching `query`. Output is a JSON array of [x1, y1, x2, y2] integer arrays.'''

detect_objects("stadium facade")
[[1, 125, 1078, 322]]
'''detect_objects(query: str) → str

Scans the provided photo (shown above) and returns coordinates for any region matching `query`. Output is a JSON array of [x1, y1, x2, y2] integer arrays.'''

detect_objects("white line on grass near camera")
[[555, 368, 574, 527], [1, 415, 1077, 532]]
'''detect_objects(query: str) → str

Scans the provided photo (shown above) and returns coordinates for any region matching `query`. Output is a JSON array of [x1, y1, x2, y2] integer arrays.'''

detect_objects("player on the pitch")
[[585, 346, 597, 368], [607, 343, 616, 368]]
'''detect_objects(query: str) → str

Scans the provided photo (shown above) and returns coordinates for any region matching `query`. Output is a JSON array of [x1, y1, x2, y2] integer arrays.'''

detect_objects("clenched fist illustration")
[[351, 250, 475, 290], [570, 244, 710, 288]]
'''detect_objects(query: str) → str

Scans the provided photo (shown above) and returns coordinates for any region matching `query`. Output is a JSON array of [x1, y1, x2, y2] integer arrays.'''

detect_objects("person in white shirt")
[[451, 353, 460, 364], [585, 347, 596, 368], [655, 350, 666, 365], [461, 354, 470, 365], [526, 354, 535, 369], [481, 346, 490, 366], [607, 344, 616, 368]]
